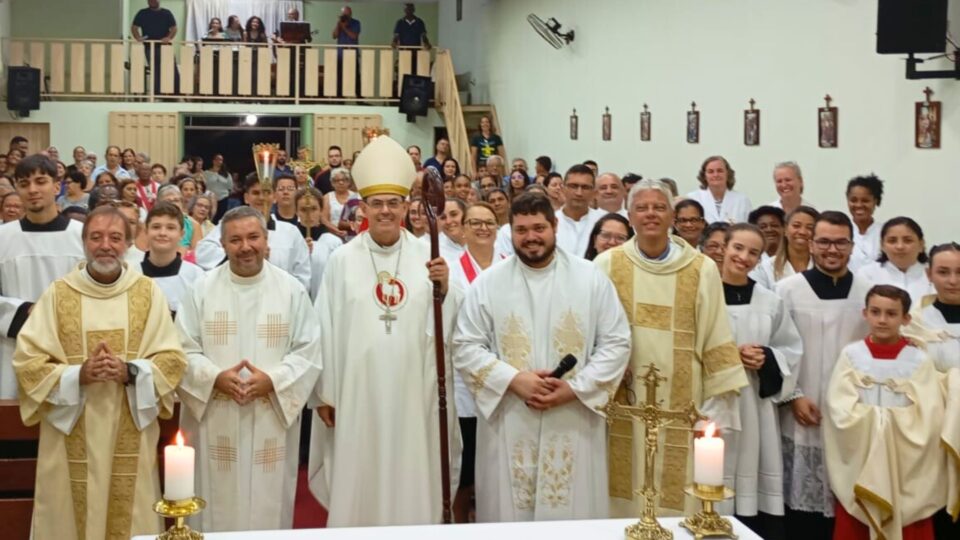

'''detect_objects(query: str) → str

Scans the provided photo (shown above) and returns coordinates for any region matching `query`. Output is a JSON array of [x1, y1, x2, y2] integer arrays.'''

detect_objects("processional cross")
[[600, 363, 705, 540]]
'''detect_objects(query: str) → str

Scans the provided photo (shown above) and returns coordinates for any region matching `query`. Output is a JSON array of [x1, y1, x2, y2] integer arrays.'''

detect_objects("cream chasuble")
[[176, 262, 321, 532], [308, 230, 463, 527], [825, 342, 960, 540], [453, 250, 630, 521], [594, 237, 747, 516], [13, 264, 186, 540], [904, 295, 960, 372]]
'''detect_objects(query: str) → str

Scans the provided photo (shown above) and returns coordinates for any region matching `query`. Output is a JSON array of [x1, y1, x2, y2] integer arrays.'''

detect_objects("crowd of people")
[[2, 127, 959, 540]]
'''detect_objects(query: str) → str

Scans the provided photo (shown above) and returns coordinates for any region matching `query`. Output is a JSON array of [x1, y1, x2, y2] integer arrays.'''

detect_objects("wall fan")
[[527, 15, 575, 49]]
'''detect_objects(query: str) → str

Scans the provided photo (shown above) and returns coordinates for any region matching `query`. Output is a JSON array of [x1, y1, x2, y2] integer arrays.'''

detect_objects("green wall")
[[10, 0, 123, 39]]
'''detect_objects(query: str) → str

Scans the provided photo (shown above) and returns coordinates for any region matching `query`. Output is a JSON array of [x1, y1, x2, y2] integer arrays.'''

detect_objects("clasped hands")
[[509, 370, 576, 411], [79, 341, 128, 385], [214, 360, 274, 405], [738, 343, 766, 371]]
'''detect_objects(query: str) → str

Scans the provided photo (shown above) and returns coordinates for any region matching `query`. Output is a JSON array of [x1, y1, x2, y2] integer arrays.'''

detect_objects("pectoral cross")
[[380, 312, 397, 334]]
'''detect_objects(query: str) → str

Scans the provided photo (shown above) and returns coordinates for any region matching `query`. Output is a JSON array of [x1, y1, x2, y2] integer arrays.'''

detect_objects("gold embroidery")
[[470, 360, 498, 397], [65, 415, 87, 540], [254, 438, 286, 473], [608, 250, 635, 325], [151, 352, 187, 389], [673, 330, 695, 350], [209, 436, 238, 471], [553, 309, 585, 361], [511, 439, 538, 511], [17, 364, 56, 394], [54, 281, 84, 362], [105, 389, 141, 538], [606, 251, 636, 499], [501, 314, 531, 370], [702, 342, 742, 376], [257, 313, 290, 348], [86, 329, 125, 359], [539, 435, 574, 509], [126, 277, 153, 355], [204, 311, 238, 346], [634, 303, 673, 331], [673, 257, 702, 333]]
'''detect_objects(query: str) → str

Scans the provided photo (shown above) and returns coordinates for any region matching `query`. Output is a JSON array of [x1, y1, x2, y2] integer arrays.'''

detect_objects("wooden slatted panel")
[[110, 44, 126, 93], [275, 47, 291, 97], [397, 50, 413, 90], [256, 46, 271, 96], [378, 49, 393, 98], [28, 43, 45, 78], [130, 46, 146, 94], [237, 47, 252, 95], [159, 45, 174, 94], [313, 114, 383, 162], [8, 42, 25, 66], [359, 49, 375, 98], [69, 43, 85, 93], [416, 50, 431, 77], [179, 45, 194, 96], [49, 43, 65, 93], [108, 112, 178, 170], [322, 48, 338, 97], [304, 48, 319, 97], [198, 45, 214, 94], [217, 46, 233, 95], [341, 49, 357, 98], [89, 44, 105, 93], [0, 400, 40, 439]]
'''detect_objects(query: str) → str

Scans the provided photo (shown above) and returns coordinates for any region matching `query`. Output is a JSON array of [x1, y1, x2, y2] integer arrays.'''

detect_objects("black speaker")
[[877, 0, 948, 54], [6, 66, 41, 115], [399, 75, 433, 121]]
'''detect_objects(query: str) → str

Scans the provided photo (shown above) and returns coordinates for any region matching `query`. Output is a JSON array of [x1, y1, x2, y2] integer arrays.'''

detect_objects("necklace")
[[368, 235, 404, 334]]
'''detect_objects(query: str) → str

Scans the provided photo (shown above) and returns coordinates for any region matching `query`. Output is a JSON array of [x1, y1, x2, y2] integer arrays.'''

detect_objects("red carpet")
[[293, 465, 328, 529]]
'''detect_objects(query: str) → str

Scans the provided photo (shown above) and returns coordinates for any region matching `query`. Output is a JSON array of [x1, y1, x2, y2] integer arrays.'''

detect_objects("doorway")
[[182, 115, 302, 181]]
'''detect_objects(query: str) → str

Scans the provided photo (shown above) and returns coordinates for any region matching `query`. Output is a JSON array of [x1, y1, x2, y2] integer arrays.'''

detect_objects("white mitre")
[[352, 135, 417, 198]]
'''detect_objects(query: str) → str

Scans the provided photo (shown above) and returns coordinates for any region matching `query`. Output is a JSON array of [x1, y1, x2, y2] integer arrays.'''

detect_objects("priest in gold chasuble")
[[595, 179, 748, 516], [14, 206, 187, 540]]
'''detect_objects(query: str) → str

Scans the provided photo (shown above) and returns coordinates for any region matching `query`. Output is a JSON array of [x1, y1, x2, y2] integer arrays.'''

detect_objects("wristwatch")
[[125, 363, 139, 387]]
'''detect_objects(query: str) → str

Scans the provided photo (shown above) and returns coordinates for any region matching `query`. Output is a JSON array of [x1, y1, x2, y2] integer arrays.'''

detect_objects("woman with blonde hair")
[[752, 206, 819, 290]]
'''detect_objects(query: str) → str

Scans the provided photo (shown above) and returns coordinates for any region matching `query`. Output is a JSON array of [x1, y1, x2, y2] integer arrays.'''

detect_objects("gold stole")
[[606, 250, 702, 511], [55, 278, 154, 539]]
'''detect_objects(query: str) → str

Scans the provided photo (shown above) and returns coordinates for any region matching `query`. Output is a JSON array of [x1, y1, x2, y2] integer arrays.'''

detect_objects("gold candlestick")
[[154, 496, 206, 540], [680, 484, 737, 539], [600, 364, 705, 540]]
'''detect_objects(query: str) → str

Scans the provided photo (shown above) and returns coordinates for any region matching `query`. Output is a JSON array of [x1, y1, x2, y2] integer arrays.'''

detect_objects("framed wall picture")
[[602, 107, 612, 141], [640, 104, 651, 141], [818, 95, 838, 148], [686, 102, 699, 144], [744, 99, 759, 146], [570, 108, 579, 140], [916, 88, 941, 149]]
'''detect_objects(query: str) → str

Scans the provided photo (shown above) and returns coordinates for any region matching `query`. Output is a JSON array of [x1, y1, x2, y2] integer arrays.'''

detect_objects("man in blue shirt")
[[393, 4, 431, 48], [332, 6, 361, 97], [131, 0, 179, 94]]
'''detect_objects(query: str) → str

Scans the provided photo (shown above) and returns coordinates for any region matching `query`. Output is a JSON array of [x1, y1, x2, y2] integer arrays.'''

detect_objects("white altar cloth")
[[135, 517, 762, 539]]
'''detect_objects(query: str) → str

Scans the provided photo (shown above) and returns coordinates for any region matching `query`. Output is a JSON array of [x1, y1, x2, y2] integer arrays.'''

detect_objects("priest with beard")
[[308, 135, 463, 526], [14, 205, 186, 539], [453, 192, 630, 521]]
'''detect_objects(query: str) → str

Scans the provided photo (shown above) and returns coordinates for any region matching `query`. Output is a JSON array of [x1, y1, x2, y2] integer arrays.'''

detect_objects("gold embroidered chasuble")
[[594, 237, 747, 516], [14, 264, 186, 540]]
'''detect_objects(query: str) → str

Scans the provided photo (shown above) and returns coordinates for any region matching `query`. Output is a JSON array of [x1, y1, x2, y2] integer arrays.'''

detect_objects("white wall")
[[10, 101, 441, 163], [439, 0, 960, 244]]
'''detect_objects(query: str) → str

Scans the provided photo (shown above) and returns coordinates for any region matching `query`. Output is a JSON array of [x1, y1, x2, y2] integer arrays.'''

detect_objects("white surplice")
[[308, 230, 463, 527], [850, 221, 882, 271], [0, 216, 85, 398], [195, 218, 311, 290], [453, 249, 631, 522], [904, 296, 960, 372], [858, 260, 933, 306], [750, 255, 812, 292], [686, 189, 752, 224], [556, 207, 606, 258], [176, 262, 321, 532], [140, 254, 206, 316], [767, 197, 816, 211], [776, 269, 872, 516], [717, 282, 803, 518], [307, 233, 343, 301]]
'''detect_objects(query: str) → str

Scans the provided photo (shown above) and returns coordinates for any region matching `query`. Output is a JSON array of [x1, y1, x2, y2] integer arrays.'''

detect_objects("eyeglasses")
[[565, 183, 594, 192], [598, 231, 629, 243], [465, 219, 498, 230], [813, 238, 853, 251], [366, 198, 403, 210], [675, 217, 703, 225], [633, 204, 670, 214]]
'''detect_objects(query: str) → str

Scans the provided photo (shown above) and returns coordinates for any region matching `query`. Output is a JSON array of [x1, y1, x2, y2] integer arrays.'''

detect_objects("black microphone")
[[549, 354, 578, 379]]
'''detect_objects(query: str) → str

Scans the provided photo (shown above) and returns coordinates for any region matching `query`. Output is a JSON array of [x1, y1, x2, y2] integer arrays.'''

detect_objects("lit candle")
[[164, 431, 195, 501], [262, 150, 270, 164], [693, 422, 724, 486]]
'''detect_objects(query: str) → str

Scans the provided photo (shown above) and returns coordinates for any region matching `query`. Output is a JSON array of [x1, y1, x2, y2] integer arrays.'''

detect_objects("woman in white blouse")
[[752, 206, 818, 291], [858, 217, 933, 305], [845, 174, 884, 269], [686, 155, 752, 224], [324, 167, 359, 226]]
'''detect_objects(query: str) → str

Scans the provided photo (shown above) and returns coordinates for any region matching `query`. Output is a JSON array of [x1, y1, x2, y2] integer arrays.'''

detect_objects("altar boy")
[[824, 285, 960, 540]]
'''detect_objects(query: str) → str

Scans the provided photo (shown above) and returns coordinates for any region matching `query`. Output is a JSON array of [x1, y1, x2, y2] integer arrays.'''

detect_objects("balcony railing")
[[2, 38, 435, 103]]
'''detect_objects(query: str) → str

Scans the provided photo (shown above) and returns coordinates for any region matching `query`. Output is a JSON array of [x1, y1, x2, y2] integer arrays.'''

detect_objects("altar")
[[134, 517, 762, 540]]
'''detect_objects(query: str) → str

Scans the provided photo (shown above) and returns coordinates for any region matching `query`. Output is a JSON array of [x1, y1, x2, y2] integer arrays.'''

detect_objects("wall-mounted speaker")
[[6, 66, 41, 116], [877, 0, 948, 54], [399, 75, 433, 122]]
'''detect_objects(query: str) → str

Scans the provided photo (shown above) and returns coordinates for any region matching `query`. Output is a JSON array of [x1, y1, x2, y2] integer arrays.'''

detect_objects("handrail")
[[432, 49, 473, 177]]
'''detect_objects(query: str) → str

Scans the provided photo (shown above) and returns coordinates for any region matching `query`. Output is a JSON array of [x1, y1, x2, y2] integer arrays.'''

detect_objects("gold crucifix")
[[601, 364, 705, 540]]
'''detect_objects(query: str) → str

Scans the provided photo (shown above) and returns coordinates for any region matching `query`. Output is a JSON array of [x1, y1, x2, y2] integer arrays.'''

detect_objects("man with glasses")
[[308, 135, 463, 526], [775, 210, 872, 539], [557, 164, 605, 257], [453, 192, 630, 521], [595, 178, 746, 517]]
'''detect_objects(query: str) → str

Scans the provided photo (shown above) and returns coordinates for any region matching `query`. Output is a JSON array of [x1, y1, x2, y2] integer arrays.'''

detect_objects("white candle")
[[693, 422, 724, 486], [164, 431, 195, 501]]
